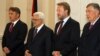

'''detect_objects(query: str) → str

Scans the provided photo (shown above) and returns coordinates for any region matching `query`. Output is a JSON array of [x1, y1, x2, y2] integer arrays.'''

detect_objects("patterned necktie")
[[57, 21, 63, 34], [89, 24, 93, 30], [33, 29, 37, 38], [9, 23, 14, 32]]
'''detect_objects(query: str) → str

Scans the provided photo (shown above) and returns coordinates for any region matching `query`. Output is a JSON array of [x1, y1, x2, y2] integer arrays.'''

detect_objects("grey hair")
[[86, 3, 100, 13], [34, 12, 45, 19]]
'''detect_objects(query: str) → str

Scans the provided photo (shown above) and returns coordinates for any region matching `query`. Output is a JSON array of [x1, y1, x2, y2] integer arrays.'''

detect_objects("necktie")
[[33, 29, 37, 38], [9, 23, 14, 32], [89, 24, 93, 30], [57, 21, 63, 34]]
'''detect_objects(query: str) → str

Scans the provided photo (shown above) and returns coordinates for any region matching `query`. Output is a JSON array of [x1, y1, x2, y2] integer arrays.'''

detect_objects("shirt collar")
[[36, 24, 44, 33], [90, 17, 99, 25], [12, 19, 19, 26], [62, 16, 70, 26]]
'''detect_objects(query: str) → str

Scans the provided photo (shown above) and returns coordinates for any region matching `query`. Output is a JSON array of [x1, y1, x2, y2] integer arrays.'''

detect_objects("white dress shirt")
[[12, 19, 19, 26], [57, 16, 70, 34], [35, 24, 44, 33], [90, 17, 100, 25]]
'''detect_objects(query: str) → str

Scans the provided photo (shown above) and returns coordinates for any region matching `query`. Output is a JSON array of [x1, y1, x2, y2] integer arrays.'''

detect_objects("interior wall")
[[0, 0, 100, 56], [38, 0, 55, 30], [55, 0, 100, 30], [0, 0, 55, 38], [0, 0, 55, 55], [0, 0, 100, 42]]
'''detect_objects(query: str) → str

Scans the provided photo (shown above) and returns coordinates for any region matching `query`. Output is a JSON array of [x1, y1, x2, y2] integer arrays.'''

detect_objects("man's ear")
[[17, 14, 20, 18], [95, 10, 99, 16], [64, 10, 68, 14], [64, 10, 68, 15], [97, 10, 100, 15]]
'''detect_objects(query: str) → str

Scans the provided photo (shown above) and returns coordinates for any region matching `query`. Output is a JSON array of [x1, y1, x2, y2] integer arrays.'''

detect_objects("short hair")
[[9, 7, 21, 17], [33, 12, 45, 19], [86, 3, 100, 13], [57, 2, 70, 15]]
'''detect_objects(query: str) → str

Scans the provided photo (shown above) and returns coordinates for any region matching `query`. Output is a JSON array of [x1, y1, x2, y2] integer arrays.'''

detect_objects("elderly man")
[[25, 12, 54, 56], [78, 3, 100, 56]]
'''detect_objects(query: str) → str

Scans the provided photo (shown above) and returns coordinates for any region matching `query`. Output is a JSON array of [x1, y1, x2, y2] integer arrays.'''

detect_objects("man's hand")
[[25, 50, 32, 56], [3, 47, 10, 54], [52, 51, 61, 56]]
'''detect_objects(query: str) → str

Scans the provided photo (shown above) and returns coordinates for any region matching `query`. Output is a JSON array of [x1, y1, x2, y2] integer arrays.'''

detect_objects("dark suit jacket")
[[26, 25, 54, 56], [54, 17, 80, 56], [78, 18, 100, 56], [2, 20, 28, 56]]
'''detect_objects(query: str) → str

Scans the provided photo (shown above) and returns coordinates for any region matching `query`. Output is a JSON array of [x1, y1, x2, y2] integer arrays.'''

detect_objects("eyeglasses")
[[32, 19, 40, 21]]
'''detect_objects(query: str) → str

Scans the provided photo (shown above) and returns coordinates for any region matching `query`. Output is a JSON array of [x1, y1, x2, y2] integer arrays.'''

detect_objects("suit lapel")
[[81, 23, 90, 37], [55, 17, 71, 35], [88, 18, 100, 35], [81, 18, 100, 38], [13, 20, 21, 29], [58, 18, 71, 35], [84, 18, 100, 36], [8, 20, 20, 33], [55, 22, 60, 34], [32, 25, 46, 42]]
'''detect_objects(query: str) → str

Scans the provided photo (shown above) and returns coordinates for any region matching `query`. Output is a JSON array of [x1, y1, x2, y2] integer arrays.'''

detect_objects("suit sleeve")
[[25, 29, 32, 50], [61, 23, 80, 54], [8, 24, 28, 51], [70, 23, 80, 47], [2, 23, 9, 48], [95, 31, 100, 51], [45, 30, 54, 56], [53, 23, 59, 51]]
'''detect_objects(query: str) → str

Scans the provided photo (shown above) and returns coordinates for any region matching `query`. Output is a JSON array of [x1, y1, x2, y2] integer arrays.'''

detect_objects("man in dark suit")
[[52, 2, 80, 56], [25, 12, 54, 56], [2, 7, 28, 56], [78, 3, 100, 56]]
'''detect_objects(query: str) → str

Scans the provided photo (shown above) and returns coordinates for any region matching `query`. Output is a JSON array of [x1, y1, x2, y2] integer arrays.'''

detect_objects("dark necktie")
[[9, 23, 14, 32], [57, 21, 63, 34], [33, 29, 37, 38], [89, 24, 93, 30]]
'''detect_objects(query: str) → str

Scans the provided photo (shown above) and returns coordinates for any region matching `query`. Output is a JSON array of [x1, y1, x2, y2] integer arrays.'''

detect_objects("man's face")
[[86, 6, 99, 22], [9, 10, 19, 22], [32, 15, 42, 27], [57, 6, 67, 20], [99, 12, 100, 16]]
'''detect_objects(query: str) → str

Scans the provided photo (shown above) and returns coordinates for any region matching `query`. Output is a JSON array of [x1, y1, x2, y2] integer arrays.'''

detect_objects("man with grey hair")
[[25, 12, 54, 56], [78, 3, 100, 56]]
